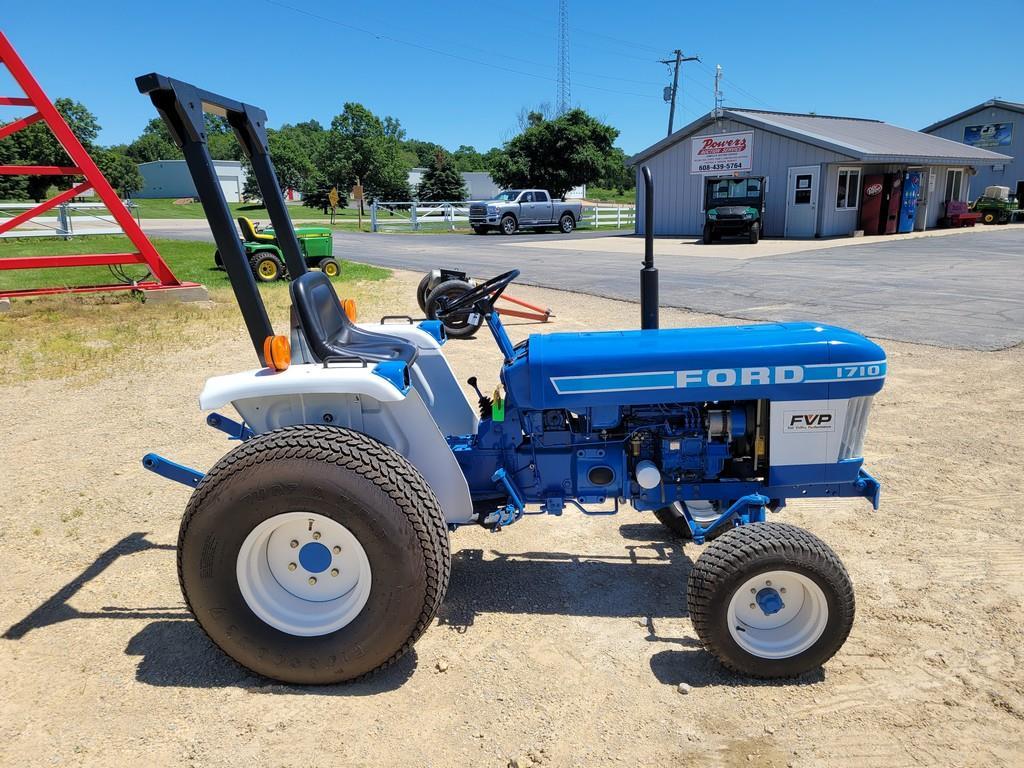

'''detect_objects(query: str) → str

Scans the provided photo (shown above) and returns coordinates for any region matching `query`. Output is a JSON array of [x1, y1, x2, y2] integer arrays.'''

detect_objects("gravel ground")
[[1, 271, 1022, 767]]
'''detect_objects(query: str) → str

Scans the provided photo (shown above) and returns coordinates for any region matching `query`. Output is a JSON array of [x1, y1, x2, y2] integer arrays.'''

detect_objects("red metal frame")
[[0, 31, 197, 299], [496, 293, 552, 323]]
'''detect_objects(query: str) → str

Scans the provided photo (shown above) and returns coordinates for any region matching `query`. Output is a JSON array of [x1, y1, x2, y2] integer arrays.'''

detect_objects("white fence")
[[369, 200, 635, 233], [0, 200, 140, 239]]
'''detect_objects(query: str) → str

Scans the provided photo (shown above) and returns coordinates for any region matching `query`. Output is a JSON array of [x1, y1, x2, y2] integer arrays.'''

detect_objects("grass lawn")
[[585, 187, 636, 204], [0, 235, 390, 384], [0, 235, 387, 291]]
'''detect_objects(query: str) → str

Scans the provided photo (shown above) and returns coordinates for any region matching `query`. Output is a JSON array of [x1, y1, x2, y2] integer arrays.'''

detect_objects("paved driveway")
[[144, 220, 1024, 351]]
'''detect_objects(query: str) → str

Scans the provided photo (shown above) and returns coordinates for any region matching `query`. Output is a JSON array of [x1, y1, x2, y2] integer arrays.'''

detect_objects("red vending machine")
[[860, 174, 885, 234], [881, 173, 903, 234]]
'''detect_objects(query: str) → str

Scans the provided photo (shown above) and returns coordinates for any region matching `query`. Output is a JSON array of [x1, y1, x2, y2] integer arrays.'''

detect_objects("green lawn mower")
[[214, 216, 339, 282], [970, 186, 1017, 225]]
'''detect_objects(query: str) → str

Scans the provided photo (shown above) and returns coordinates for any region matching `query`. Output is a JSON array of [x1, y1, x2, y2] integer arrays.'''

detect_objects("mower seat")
[[290, 271, 417, 366], [237, 216, 275, 243]]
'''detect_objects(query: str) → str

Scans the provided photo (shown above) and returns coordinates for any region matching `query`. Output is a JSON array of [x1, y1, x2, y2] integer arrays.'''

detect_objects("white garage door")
[[218, 175, 241, 203]]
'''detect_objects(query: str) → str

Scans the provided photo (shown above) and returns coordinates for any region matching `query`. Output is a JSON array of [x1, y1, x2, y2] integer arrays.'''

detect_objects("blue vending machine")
[[897, 171, 921, 233]]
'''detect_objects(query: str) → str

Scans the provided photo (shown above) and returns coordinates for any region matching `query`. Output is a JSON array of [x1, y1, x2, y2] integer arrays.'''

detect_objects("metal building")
[[921, 99, 1023, 199], [137, 159, 248, 202], [631, 108, 1011, 238]]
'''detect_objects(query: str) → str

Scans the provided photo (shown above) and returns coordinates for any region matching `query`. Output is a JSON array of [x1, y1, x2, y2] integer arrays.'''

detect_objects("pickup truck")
[[468, 189, 583, 235]]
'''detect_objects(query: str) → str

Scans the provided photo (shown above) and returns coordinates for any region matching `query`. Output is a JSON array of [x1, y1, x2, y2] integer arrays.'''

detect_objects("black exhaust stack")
[[640, 165, 659, 330]]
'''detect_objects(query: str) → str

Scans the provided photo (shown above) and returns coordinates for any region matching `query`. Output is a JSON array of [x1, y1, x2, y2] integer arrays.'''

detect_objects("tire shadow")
[[126, 619, 416, 694]]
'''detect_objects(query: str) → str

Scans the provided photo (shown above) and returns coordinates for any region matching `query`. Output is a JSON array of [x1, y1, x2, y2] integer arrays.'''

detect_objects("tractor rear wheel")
[[425, 279, 484, 339], [318, 257, 341, 278], [252, 253, 283, 282], [687, 522, 854, 678], [177, 425, 450, 684], [416, 273, 432, 312]]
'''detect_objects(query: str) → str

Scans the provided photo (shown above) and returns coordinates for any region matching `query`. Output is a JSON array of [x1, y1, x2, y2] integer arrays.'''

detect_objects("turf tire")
[[687, 522, 854, 679], [177, 424, 450, 684]]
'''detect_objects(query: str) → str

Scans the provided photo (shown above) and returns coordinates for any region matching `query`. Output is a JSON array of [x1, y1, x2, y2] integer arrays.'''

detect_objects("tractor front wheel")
[[177, 425, 450, 684], [318, 257, 341, 278], [982, 211, 996, 224], [252, 253, 283, 282], [687, 522, 854, 678], [425, 279, 484, 339]]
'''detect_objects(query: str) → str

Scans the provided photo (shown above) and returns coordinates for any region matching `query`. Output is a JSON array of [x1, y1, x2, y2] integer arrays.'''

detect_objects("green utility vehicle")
[[214, 216, 339, 282], [971, 185, 1017, 225], [703, 176, 766, 244]]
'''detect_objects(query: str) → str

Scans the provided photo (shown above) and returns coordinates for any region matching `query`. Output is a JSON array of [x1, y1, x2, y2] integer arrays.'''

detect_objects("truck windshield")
[[492, 190, 522, 201], [708, 178, 762, 203]]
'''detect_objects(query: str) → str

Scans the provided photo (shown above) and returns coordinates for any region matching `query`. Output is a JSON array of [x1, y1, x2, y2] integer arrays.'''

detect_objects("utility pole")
[[660, 49, 700, 136]]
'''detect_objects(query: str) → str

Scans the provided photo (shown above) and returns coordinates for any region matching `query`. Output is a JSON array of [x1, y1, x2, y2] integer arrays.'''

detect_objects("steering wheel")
[[433, 269, 520, 320]]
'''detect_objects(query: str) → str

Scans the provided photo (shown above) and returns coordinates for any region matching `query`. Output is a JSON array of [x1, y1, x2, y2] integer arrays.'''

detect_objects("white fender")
[[199, 363, 475, 524]]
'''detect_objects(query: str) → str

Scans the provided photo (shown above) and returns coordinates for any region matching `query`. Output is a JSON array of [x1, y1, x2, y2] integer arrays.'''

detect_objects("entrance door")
[[785, 165, 819, 237]]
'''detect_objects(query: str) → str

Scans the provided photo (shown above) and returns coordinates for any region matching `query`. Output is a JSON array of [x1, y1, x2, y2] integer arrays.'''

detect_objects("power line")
[[260, 0, 660, 101]]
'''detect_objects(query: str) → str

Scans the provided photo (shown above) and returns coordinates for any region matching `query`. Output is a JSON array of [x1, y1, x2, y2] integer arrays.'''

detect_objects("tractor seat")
[[237, 216, 275, 243], [290, 271, 417, 366]]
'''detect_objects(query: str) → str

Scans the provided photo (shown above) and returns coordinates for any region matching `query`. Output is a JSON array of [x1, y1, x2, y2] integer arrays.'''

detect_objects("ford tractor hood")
[[503, 322, 885, 410]]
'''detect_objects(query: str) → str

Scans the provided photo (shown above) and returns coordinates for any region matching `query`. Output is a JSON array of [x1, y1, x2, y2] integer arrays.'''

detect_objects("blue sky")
[[3, 1, 1022, 155]]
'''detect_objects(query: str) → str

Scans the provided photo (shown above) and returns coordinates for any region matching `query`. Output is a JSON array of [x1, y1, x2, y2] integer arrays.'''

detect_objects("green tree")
[[95, 148, 144, 198], [319, 103, 410, 204], [403, 139, 445, 167], [242, 122, 324, 203], [451, 144, 486, 172], [12, 97, 101, 200], [598, 147, 635, 194], [487, 109, 619, 199], [125, 118, 181, 163], [416, 149, 467, 201]]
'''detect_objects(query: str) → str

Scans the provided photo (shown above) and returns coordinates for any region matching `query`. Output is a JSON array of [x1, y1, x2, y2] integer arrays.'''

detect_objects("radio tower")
[[557, 0, 571, 114]]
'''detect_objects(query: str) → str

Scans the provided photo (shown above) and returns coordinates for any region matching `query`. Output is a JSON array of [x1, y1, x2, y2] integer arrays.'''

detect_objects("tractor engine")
[[622, 401, 763, 489]]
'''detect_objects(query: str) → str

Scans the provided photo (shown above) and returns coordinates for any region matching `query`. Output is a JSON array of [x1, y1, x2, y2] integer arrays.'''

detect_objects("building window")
[[836, 167, 861, 210], [945, 169, 963, 202]]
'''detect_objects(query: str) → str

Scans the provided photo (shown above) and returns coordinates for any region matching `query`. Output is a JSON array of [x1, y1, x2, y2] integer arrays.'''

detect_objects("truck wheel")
[[252, 253, 283, 282], [416, 273, 432, 312], [559, 213, 576, 233], [654, 501, 724, 540], [500, 215, 518, 235], [687, 522, 854, 679], [177, 424, 450, 685], [703, 223, 714, 244], [748, 222, 760, 244], [425, 279, 484, 339], [318, 257, 341, 278]]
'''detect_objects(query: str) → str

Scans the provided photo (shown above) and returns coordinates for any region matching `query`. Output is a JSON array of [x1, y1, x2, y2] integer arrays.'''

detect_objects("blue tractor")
[[139, 75, 886, 684]]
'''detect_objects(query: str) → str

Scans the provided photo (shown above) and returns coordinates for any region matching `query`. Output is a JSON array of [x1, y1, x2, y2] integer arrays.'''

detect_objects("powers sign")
[[690, 131, 753, 174]]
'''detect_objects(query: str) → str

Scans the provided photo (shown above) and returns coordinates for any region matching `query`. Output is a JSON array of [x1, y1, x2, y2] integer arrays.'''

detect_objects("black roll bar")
[[136, 73, 309, 365], [640, 165, 659, 330]]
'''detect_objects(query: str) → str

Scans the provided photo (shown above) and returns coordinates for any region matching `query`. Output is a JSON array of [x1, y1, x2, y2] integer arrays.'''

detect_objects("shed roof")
[[921, 99, 1024, 133], [630, 108, 1012, 166]]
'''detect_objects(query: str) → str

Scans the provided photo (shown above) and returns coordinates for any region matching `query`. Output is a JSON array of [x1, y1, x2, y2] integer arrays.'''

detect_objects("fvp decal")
[[784, 411, 835, 432]]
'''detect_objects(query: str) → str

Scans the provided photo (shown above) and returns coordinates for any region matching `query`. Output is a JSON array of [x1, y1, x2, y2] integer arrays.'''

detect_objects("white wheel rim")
[[726, 570, 829, 659], [236, 512, 372, 637]]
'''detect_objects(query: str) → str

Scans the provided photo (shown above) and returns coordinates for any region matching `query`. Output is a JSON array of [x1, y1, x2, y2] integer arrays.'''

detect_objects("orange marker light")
[[342, 298, 357, 322], [262, 335, 291, 371]]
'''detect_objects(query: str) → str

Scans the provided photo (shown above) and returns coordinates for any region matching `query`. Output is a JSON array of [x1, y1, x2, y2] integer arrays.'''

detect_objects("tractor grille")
[[838, 396, 873, 460], [469, 204, 487, 220]]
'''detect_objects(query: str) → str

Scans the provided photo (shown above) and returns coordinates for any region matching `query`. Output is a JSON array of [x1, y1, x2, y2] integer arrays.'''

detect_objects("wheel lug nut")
[[333, 545, 341, 554], [290, 540, 298, 548], [312, 532, 321, 540], [780, 587, 786, 594], [331, 568, 339, 577], [750, 588, 756, 594], [308, 577, 317, 585], [749, 603, 756, 610], [765, 580, 772, 586], [288, 562, 297, 571]]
